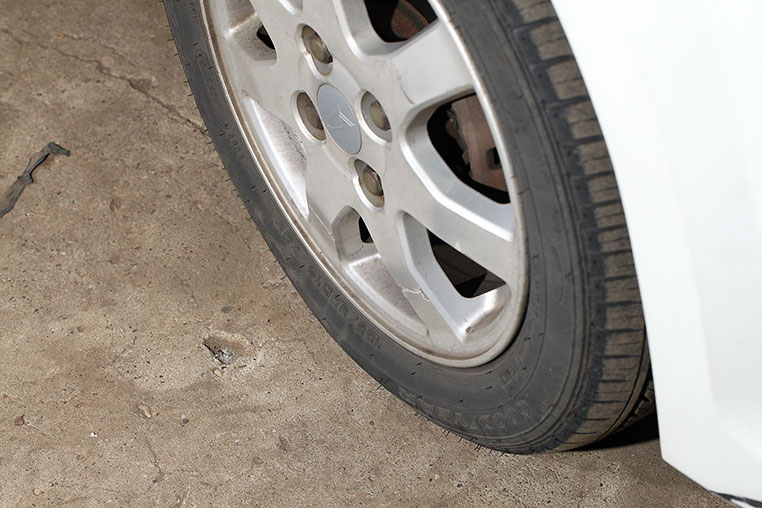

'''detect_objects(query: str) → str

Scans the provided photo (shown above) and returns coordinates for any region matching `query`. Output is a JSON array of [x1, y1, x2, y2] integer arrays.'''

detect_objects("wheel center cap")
[[317, 84, 361, 154]]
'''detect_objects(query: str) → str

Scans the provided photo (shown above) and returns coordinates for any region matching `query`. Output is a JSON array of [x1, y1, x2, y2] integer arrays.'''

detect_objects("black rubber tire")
[[165, 0, 654, 452]]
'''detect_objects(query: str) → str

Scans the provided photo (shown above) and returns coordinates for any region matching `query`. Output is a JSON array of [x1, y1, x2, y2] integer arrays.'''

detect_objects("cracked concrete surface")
[[0, 0, 727, 507]]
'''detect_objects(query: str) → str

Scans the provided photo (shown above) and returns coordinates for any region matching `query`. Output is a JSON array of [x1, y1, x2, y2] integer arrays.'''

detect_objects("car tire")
[[165, 0, 654, 452]]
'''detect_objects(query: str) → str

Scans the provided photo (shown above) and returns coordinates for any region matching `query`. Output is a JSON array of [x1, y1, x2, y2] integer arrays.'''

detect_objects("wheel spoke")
[[213, 1, 302, 128], [323, 0, 386, 52], [368, 214, 469, 343], [303, 144, 358, 235], [241, 62, 301, 130], [388, 142, 520, 286], [246, 0, 301, 48], [385, 21, 474, 120]]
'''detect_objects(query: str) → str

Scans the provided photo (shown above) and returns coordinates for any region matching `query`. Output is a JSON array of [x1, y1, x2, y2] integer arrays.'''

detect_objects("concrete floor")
[[0, 1, 727, 506]]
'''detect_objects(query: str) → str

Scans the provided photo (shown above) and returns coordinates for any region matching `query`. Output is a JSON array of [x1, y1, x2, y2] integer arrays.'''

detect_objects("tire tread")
[[512, 0, 655, 449]]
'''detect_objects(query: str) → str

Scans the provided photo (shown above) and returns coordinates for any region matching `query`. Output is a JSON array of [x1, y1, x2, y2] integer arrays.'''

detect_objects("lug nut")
[[309, 36, 331, 64], [362, 93, 392, 140], [368, 99, 390, 132], [361, 167, 384, 197], [297, 92, 325, 140], [303, 27, 332, 65], [355, 160, 385, 208]]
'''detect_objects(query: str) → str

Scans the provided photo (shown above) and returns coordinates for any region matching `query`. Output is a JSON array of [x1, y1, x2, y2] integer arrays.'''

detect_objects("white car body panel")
[[552, 1, 762, 503]]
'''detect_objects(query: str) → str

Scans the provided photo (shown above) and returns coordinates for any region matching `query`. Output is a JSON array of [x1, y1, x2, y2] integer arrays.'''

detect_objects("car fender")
[[552, 0, 762, 503]]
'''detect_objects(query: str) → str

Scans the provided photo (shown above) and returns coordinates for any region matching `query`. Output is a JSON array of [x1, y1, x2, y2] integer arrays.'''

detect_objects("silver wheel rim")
[[202, 0, 528, 367]]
